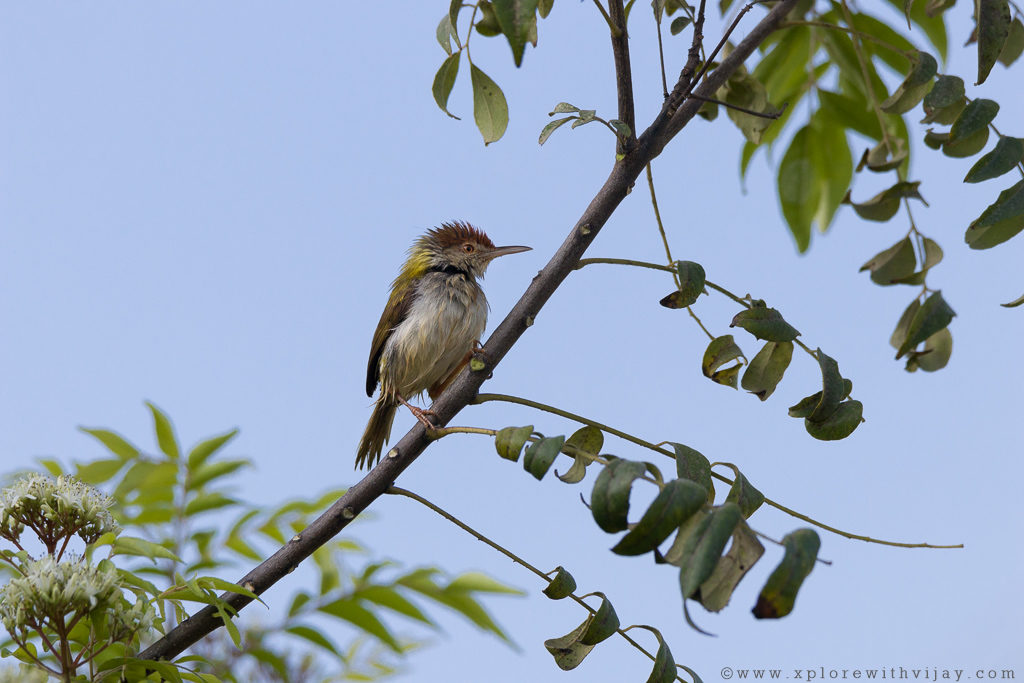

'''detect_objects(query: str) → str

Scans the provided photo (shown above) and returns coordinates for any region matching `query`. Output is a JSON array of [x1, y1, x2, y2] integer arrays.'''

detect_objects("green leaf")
[[730, 306, 800, 342], [804, 400, 864, 440], [492, 0, 540, 66], [357, 585, 434, 625], [186, 429, 239, 469], [524, 435, 565, 480], [550, 102, 580, 114], [286, 625, 342, 658], [696, 521, 764, 612], [146, 401, 180, 460], [701, 334, 743, 388], [965, 179, 1024, 249], [857, 138, 908, 173], [432, 52, 462, 120], [634, 625, 677, 683], [184, 492, 237, 516], [807, 350, 844, 423], [612, 479, 708, 556], [320, 599, 402, 652], [778, 125, 820, 251], [558, 427, 602, 483], [494, 425, 533, 461], [944, 99, 999, 157], [818, 90, 882, 140], [891, 237, 944, 286], [75, 458, 126, 485], [896, 291, 956, 358], [859, 237, 916, 285], [998, 17, 1024, 65], [538, 0, 554, 17], [447, 571, 524, 594], [608, 119, 632, 140], [590, 458, 647, 533], [113, 536, 181, 563], [905, 327, 953, 372], [475, 1, 502, 36], [1001, 292, 1024, 308], [741, 341, 793, 401], [79, 428, 141, 460], [977, 0, 1011, 84], [964, 137, 1024, 183], [752, 528, 820, 619], [670, 15, 691, 34], [659, 261, 706, 308], [436, 15, 454, 56], [722, 467, 765, 518], [544, 619, 596, 671], [670, 443, 714, 500], [717, 68, 779, 144], [470, 64, 508, 145], [579, 593, 619, 645], [538, 116, 573, 145], [678, 503, 743, 599], [880, 51, 937, 114], [921, 75, 966, 124], [811, 111, 853, 230], [841, 181, 924, 222], [450, 0, 463, 35], [188, 457, 249, 491], [543, 566, 577, 599]]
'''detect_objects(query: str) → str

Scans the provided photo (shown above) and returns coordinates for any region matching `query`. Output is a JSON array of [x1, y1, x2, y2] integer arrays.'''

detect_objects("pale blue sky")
[[2, 2, 1022, 681]]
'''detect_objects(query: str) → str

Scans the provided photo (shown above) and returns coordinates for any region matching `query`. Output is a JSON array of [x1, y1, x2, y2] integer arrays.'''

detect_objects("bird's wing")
[[365, 284, 417, 397]]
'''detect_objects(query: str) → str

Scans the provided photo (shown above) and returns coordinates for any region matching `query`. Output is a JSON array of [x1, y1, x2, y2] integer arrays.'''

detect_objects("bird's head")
[[413, 221, 530, 280]]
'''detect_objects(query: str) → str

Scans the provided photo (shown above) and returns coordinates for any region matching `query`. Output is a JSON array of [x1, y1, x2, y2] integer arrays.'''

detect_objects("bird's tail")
[[356, 398, 397, 469]]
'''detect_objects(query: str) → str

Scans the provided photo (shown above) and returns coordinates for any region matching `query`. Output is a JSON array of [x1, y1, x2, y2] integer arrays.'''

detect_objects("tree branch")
[[137, 0, 798, 663], [607, 0, 636, 152]]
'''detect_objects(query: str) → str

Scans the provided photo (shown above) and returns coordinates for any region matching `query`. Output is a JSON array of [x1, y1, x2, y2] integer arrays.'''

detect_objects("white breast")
[[380, 273, 488, 400]]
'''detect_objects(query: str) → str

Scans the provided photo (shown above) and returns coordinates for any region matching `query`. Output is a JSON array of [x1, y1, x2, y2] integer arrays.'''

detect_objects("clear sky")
[[2, 2, 1022, 682]]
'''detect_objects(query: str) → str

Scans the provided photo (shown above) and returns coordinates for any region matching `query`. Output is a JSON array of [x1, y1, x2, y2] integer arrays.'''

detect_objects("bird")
[[356, 221, 531, 469]]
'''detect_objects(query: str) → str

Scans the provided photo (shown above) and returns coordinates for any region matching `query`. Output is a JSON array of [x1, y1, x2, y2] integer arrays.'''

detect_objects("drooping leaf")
[[921, 75, 966, 124], [841, 181, 924, 222], [752, 529, 820, 619], [538, 116, 573, 145], [808, 350, 845, 423], [857, 138, 908, 173], [891, 237, 944, 285], [965, 179, 1024, 249], [977, 0, 1011, 84], [659, 261, 706, 308], [730, 306, 800, 342], [612, 479, 708, 556], [670, 443, 714, 500], [543, 566, 577, 599], [491, 0, 540, 67], [436, 15, 455, 56], [859, 237, 917, 285], [998, 17, 1024, 65], [944, 98, 999, 157], [905, 327, 953, 372], [557, 426, 602, 483], [579, 593, 619, 645], [696, 520, 764, 612], [524, 435, 565, 480], [432, 52, 462, 119], [964, 137, 1024, 183], [741, 341, 793, 401], [895, 291, 956, 358], [678, 503, 743, 599], [544, 619, 596, 670], [818, 90, 882, 140], [722, 467, 765, 518], [701, 335, 744, 388], [590, 459, 648, 533], [778, 125, 820, 251], [880, 51, 937, 114], [804, 400, 864, 440], [470, 64, 508, 145], [494, 425, 534, 461]]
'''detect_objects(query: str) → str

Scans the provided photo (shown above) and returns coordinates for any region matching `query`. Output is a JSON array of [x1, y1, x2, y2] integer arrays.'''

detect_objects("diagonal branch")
[[607, 0, 636, 152], [136, 0, 798, 664]]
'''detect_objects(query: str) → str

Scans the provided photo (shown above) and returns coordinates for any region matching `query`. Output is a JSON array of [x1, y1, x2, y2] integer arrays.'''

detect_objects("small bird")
[[356, 221, 530, 469]]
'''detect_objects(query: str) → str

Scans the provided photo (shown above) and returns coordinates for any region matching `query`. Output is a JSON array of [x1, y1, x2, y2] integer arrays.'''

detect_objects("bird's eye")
[[463, 243, 475, 253]]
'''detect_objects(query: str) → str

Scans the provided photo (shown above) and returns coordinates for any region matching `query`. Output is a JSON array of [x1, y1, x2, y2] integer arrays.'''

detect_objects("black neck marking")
[[428, 264, 472, 278]]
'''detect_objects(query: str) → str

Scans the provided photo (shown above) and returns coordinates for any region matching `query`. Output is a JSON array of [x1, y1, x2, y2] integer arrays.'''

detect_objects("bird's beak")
[[486, 245, 532, 260]]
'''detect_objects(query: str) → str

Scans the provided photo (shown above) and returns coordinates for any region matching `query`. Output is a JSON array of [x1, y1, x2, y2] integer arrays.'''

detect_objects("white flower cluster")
[[0, 555, 154, 642], [0, 473, 120, 545]]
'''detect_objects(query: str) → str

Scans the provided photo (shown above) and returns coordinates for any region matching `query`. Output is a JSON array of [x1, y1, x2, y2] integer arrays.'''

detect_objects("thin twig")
[[686, 93, 786, 119], [387, 486, 688, 682], [608, 0, 636, 151]]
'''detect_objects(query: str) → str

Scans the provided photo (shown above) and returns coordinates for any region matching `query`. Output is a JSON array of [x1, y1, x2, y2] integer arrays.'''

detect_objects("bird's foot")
[[396, 394, 439, 430]]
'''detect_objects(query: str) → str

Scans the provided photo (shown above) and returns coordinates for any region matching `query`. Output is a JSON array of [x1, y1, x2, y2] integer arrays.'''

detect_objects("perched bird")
[[356, 221, 530, 469]]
